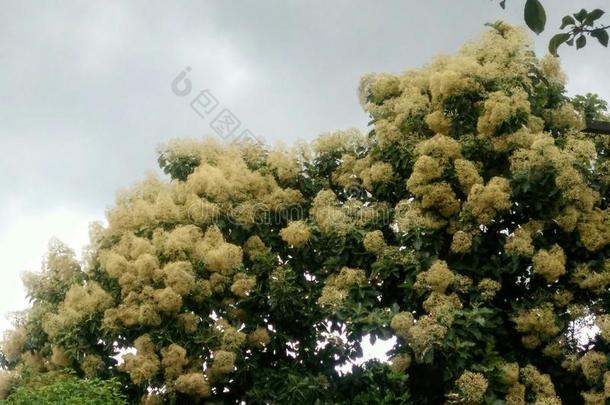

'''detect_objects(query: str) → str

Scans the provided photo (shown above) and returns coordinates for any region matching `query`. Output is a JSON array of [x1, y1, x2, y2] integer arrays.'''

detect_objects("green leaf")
[[548, 33, 570, 56], [591, 29, 609, 47], [524, 0, 547, 34], [560, 15, 576, 29], [574, 8, 588, 23], [576, 35, 587, 49], [585, 9, 605, 25]]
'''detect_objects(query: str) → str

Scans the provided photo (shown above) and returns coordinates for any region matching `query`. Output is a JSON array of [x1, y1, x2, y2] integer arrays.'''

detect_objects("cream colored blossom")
[[477, 278, 501, 301], [120, 335, 160, 385], [22, 352, 44, 372], [334, 267, 367, 289], [280, 221, 311, 247], [174, 373, 210, 398], [367, 162, 394, 186], [580, 351, 607, 382], [429, 65, 479, 102], [415, 260, 455, 293], [243, 235, 268, 260], [572, 262, 610, 294], [267, 149, 299, 181], [425, 110, 451, 134], [453, 273, 473, 293], [247, 327, 271, 348], [556, 204, 583, 232], [505, 228, 534, 257], [153, 287, 182, 314], [230, 274, 257, 298], [162, 261, 194, 295], [561, 354, 579, 372], [191, 280, 213, 303], [81, 355, 105, 378], [317, 285, 348, 308], [163, 225, 203, 259], [161, 344, 188, 380], [417, 182, 461, 217], [197, 226, 243, 274], [453, 371, 488, 404], [395, 200, 446, 232], [312, 128, 365, 155], [415, 134, 462, 162], [423, 292, 462, 325], [0, 371, 18, 400], [389, 354, 411, 373], [140, 394, 164, 405], [513, 306, 560, 349], [311, 190, 354, 236], [542, 341, 563, 359], [134, 253, 159, 282], [491, 127, 535, 153], [390, 312, 414, 339], [553, 290, 573, 307], [406, 316, 448, 361], [565, 136, 596, 163], [451, 231, 473, 254], [582, 391, 605, 405], [407, 155, 443, 192], [211, 350, 236, 374], [506, 383, 525, 405], [42, 282, 114, 339], [540, 54, 566, 85], [521, 365, 558, 400], [365, 73, 401, 103], [213, 319, 246, 351], [578, 209, 610, 252], [318, 267, 367, 308], [532, 245, 566, 283], [597, 314, 610, 343], [466, 177, 511, 225], [6, 24, 610, 405], [363, 230, 386, 255], [528, 115, 545, 133], [178, 312, 200, 334], [209, 273, 228, 294], [545, 103, 584, 131], [1, 327, 27, 363], [477, 88, 530, 136], [500, 363, 520, 386], [50, 346, 70, 368], [454, 159, 483, 194]]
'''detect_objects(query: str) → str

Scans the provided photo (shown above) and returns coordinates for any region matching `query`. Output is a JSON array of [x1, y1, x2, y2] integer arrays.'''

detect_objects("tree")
[[571, 93, 610, 122], [1, 23, 609, 404], [494, 1, 609, 55]]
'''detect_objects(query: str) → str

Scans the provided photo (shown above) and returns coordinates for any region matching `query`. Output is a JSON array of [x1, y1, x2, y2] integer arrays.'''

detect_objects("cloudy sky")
[[1, 0, 609, 332]]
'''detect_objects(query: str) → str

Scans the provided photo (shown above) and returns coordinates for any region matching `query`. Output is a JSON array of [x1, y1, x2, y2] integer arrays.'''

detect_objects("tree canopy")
[[1, 23, 610, 404]]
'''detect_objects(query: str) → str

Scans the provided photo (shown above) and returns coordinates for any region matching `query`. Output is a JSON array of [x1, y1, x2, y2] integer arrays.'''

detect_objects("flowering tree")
[[2, 24, 610, 404]]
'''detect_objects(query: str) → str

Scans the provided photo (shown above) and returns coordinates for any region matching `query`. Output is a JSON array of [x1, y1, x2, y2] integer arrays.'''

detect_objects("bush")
[[1, 373, 125, 405]]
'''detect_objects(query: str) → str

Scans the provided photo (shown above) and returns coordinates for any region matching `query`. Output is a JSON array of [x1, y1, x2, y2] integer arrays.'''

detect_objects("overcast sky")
[[1, 0, 609, 332]]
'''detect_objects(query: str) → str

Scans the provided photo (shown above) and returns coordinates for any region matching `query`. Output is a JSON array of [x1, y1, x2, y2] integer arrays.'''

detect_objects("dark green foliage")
[[494, 1, 609, 55]]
